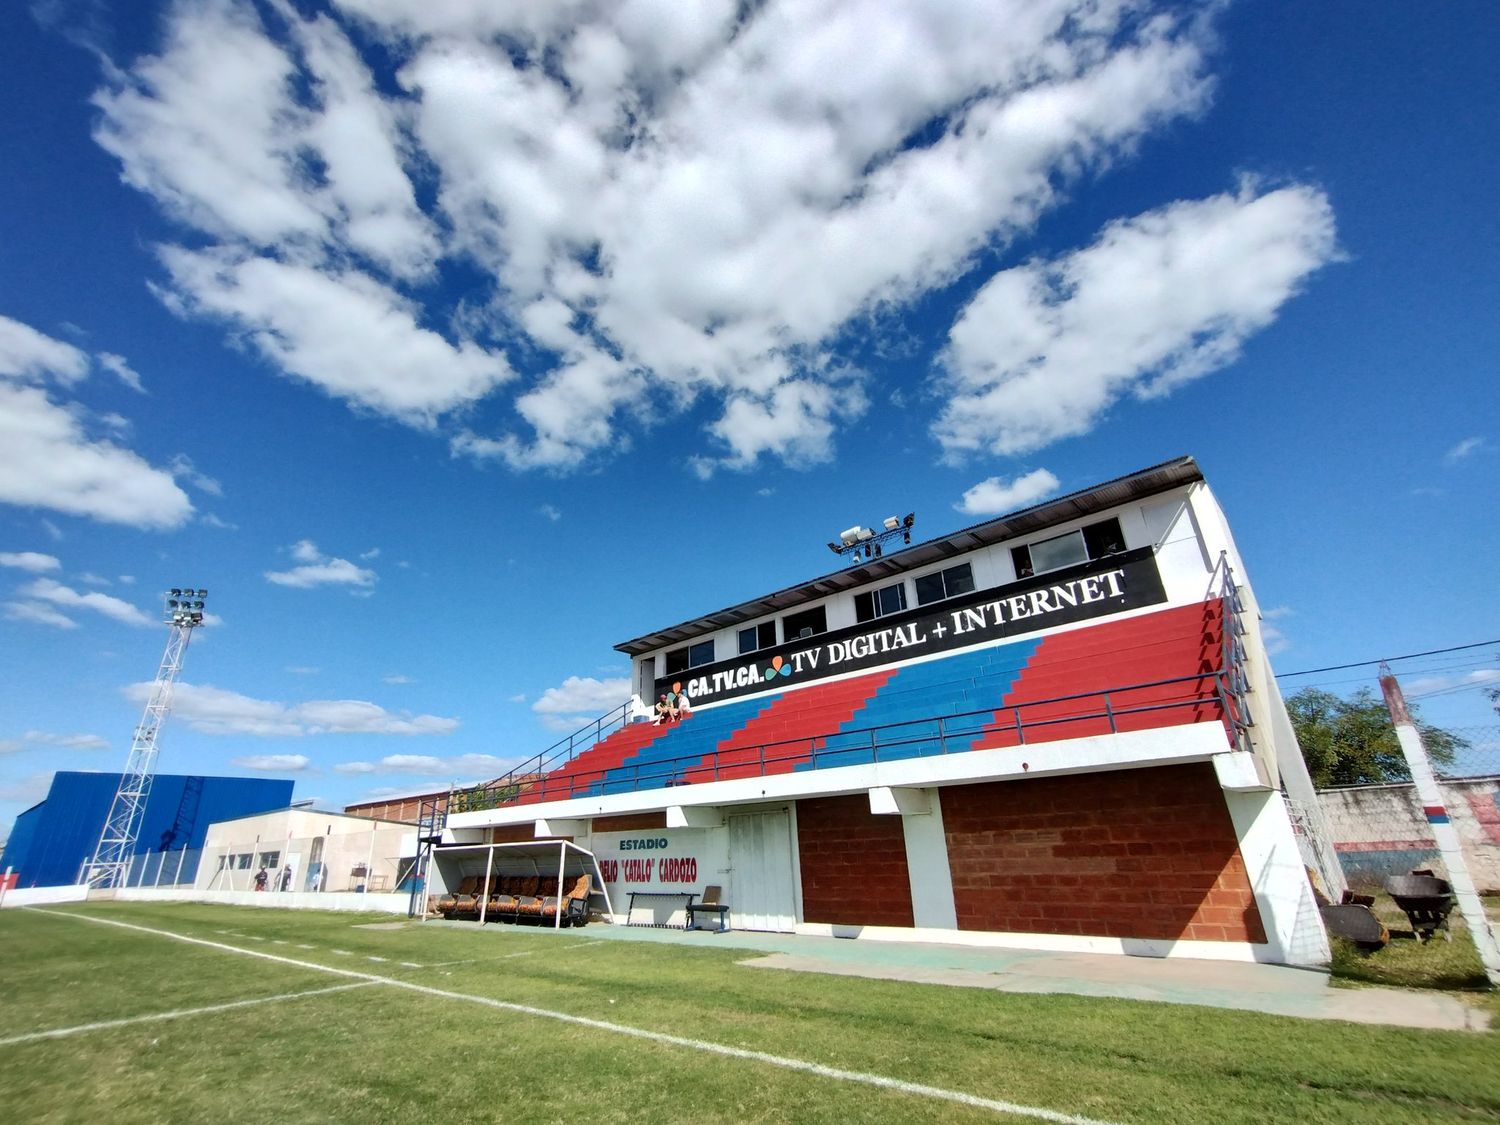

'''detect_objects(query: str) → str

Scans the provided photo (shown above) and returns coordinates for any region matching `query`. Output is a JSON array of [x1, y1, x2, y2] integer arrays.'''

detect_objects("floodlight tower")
[[84, 588, 208, 890]]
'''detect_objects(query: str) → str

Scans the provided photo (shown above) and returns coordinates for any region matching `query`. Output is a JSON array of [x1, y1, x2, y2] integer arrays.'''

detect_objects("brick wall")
[[491, 824, 538, 844], [593, 812, 667, 833], [941, 764, 1265, 943], [797, 794, 914, 927]]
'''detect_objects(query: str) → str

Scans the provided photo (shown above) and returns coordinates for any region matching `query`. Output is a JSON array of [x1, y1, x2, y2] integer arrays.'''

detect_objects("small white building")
[[197, 807, 415, 895]]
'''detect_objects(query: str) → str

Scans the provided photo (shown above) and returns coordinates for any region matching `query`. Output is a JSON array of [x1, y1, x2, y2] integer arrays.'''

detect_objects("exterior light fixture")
[[826, 512, 917, 566]]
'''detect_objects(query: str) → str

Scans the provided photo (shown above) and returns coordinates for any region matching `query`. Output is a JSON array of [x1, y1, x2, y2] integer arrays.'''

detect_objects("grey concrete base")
[[570, 923, 1491, 1032]]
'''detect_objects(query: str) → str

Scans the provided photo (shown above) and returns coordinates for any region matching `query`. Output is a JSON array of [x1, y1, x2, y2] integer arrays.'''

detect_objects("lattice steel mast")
[[85, 588, 208, 889]]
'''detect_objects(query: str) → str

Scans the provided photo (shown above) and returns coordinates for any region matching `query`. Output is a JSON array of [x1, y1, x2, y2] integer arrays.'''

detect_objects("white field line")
[[0, 982, 375, 1047], [29, 910, 1118, 1125], [425, 950, 534, 968]]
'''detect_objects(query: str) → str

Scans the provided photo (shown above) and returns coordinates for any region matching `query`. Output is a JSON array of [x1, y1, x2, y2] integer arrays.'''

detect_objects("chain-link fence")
[[1317, 724, 1500, 894]]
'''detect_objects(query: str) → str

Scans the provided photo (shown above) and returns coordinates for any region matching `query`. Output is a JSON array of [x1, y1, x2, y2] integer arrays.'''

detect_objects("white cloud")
[[955, 469, 1060, 516], [0, 315, 89, 384], [538, 504, 562, 522], [372, 752, 516, 778], [382, 674, 414, 685], [156, 247, 513, 425], [91, 1, 1255, 475], [0, 552, 61, 573], [17, 578, 155, 627], [532, 674, 632, 731], [4, 601, 79, 629], [169, 453, 223, 496], [232, 753, 313, 772], [265, 541, 377, 590], [934, 183, 1338, 458], [0, 315, 193, 528], [96, 352, 146, 393], [124, 681, 460, 737], [0, 771, 55, 807], [1444, 437, 1485, 464], [1, 739, 23, 754], [334, 761, 378, 774], [285, 666, 321, 676], [22, 730, 110, 750]]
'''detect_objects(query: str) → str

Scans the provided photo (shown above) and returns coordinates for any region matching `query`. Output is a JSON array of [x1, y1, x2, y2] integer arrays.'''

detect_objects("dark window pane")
[[689, 640, 715, 667], [758, 621, 777, 649], [1083, 517, 1125, 559], [783, 606, 827, 639], [854, 591, 876, 623], [876, 583, 907, 616], [738, 627, 758, 655], [1011, 545, 1034, 579], [944, 564, 975, 597], [665, 647, 690, 675], [915, 572, 945, 605]]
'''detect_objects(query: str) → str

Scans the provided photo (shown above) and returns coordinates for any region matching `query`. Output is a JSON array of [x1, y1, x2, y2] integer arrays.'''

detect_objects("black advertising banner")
[[654, 547, 1167, 706]]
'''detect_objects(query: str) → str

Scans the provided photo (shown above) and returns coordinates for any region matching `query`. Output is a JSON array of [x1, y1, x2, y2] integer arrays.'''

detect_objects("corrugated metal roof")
[[614, 455, 1203, 657]]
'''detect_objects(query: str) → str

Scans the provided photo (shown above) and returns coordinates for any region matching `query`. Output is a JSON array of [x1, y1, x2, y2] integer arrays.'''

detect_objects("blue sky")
[[2, 1, 1496, 837]]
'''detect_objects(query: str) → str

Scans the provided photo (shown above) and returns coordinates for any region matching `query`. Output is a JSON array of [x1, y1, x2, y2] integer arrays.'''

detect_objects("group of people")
[[253, 865, 296, 892], [653, 688, 690, 725]]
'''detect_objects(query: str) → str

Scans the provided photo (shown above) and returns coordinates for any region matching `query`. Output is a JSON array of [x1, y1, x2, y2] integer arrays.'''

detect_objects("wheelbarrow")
[[1383, 872, 1456, 942]]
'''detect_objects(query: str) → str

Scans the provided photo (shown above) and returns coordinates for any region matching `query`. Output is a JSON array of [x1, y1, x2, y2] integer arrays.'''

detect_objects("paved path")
[[567, 923, 1490, 1031]]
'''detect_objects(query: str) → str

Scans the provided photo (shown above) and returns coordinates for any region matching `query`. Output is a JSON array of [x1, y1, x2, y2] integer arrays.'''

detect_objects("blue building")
[[0, 772, 294, 888]]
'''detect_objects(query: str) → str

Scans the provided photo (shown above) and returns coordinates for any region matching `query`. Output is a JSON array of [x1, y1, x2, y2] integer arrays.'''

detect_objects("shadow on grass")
[[1328, 891, 1494, 1001]]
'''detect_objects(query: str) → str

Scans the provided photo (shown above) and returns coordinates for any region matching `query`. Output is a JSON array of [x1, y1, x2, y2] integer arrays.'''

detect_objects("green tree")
[[1288, 686, 1465, 788]]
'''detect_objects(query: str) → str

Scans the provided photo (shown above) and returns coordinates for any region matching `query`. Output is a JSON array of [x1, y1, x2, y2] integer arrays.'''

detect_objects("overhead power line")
[[1274, 638, 1500, 680]]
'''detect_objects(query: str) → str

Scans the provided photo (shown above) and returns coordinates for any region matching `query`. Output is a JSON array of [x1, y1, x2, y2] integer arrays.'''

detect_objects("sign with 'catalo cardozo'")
[[654, 547, 1166, 707]]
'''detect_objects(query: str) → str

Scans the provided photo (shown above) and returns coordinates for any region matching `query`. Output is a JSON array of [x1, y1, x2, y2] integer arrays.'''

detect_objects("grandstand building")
[[430, 456, 1335, 965]]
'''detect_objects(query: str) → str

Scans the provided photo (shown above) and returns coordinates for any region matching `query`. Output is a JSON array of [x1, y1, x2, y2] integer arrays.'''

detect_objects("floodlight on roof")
[[825, 512, 917, 566]]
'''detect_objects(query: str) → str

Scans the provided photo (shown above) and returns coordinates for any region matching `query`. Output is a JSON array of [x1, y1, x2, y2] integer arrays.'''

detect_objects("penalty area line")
[[0, 982, 375, 1047], [28, 909, 1118, 1125]]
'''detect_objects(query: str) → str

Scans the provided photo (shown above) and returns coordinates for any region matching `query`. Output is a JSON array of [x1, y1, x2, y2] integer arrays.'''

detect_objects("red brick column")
[[941, 763, 1265, 943], [797, 795, 914, 927]]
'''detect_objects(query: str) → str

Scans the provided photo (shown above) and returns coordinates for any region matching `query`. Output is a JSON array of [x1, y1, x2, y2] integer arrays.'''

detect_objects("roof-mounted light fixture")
[[826, 512, 916, 564]]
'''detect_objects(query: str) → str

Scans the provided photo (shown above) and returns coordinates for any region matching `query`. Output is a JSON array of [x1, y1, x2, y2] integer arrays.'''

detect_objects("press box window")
[[665, 639, 716, 674], [854, 582, 908, 623], [914, 563, 976, 606], [782, 605, 827, 640], [738, 621, 778, 655], [1011, 517, 1126, 579]]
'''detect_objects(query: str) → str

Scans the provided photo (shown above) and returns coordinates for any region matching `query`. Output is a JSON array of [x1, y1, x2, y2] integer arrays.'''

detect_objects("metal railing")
[[469, 674, 1239, 811], [439, 570, 1256, 818]]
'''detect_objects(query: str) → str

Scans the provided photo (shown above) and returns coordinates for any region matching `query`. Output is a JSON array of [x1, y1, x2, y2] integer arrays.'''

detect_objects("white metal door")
[[727, 810, 796, 932]]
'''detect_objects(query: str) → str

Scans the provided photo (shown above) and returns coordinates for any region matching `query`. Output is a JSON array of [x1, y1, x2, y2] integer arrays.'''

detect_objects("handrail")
[[449, 698, 636, 815], [456, 664, 1237, 812], [440, 577, 1259, 818], [1209, 552, 1254, 754]]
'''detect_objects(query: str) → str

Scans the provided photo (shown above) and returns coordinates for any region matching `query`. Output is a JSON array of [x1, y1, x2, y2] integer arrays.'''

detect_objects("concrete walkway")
[[560, 922, 1490, 1032]]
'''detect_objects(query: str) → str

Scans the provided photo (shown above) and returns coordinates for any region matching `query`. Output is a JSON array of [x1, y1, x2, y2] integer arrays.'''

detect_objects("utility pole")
[[1378, 662, 1500, 985], [84, 588, 208, 890]]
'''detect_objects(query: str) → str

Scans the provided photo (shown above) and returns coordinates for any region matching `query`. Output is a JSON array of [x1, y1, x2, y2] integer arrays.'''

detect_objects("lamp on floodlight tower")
[[826, 512, 915, 564], [84, 586, 209, 890]]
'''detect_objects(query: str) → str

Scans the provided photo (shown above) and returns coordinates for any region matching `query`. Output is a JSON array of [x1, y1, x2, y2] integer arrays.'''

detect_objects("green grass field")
[[1, 902, 1496, 1124]]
